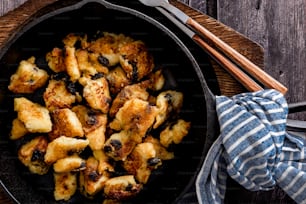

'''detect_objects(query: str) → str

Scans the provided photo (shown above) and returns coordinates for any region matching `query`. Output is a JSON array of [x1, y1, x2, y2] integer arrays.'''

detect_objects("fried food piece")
[[76, 49, 97, 76], [14, 97, 52, 133], [123, 142, 161, 184], [106, 66, 131, 94], [88, 32, 133, 67], [79, 76, 111, 114], [10, 118, 28, 140], [144, 136, 174, 160], [54, 172, 77, 201], [146, 69, 165, 91], [72, 105, 108, 150], [109, 83, 149, 118], [44, 136, 89, 164], [160, 119, 191, 148], [76, 49, 109, 76], [153, 90, 184, 129], [119, 40, 154, 81], [18, 136, 50, 175], [53, 155, 86, 173], [103, 175, 142, 200], [62, 33, 88, 48], [93, 150, 115, 174], [46, 48, 66, 73], [109, 98, 158, 142], [79, 156, 111, 198], [49, 108, 84, 140], [64, 46, 81, 82], [104, 130, 137, 161], [43, 79, 77, 111], [8, 56, 49, 93]]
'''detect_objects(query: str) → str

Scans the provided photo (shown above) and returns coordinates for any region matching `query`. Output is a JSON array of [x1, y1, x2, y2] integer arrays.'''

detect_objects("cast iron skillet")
[[0, 0, 219, 203]]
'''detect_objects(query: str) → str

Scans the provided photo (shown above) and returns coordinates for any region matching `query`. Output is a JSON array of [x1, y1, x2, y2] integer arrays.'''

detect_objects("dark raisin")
[[88, 171, 99, 181], [110, 139, 122, 150], [86, 114, 97, 126], [125, 183, 133, 191], [131, 61, 138, 81], [52, 72, 69, 81], [104, 145, 112, 153], [91, 72, 104, 80], [98, 56, 109, 67], [31, 150, 44, 162], [66, 82, 77, 94], [147, 157, 161, 166], [27, 79, 34, 84]]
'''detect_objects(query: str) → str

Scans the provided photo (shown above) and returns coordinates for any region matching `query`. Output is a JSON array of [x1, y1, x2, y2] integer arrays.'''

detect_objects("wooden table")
[[0, 0, 303, 203]]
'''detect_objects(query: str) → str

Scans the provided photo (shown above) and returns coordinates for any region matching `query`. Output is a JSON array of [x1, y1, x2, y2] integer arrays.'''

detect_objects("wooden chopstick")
[[156, 7, 264, 93], [186, 18, 288, 95], [192, 35, 264, 92]]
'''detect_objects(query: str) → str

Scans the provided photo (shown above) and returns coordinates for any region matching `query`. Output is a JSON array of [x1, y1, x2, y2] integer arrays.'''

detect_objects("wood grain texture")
[[216, 0, 306, 118], [0, 0, 302, 203], [0, 0, 28, 16]]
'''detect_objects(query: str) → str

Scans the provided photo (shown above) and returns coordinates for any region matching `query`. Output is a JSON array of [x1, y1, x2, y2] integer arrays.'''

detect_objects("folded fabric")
[[196, 89, 306, 204]]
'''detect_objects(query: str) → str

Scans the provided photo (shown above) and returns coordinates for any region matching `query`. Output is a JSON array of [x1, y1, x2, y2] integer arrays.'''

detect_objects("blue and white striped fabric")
[[196, 89, 306, 204]]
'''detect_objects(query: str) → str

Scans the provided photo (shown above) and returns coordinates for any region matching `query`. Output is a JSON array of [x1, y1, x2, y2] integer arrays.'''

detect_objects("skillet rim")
[[0, 0, 217, 203]]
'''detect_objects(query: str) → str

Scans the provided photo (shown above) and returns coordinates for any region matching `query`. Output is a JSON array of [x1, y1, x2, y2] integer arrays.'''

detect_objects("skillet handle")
[[288, 101, 306, 114], [287, 102, 306, 131]]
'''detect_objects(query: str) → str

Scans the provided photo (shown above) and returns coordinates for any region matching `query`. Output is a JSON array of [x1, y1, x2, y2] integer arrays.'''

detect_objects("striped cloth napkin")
[[196, 89, 306, 204]]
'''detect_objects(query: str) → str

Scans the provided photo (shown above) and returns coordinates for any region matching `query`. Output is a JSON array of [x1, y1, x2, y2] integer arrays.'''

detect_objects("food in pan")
[[8, 32, 191, 202]]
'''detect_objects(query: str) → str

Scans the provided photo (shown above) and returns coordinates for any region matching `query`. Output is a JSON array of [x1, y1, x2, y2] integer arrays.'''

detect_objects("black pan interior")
[[0, 1, 218, 203]]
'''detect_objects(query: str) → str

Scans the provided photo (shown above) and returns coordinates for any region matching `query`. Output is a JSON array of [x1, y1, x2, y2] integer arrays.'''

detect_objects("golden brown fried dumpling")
[[104, 130, 136, 161], [109, 83, 149, 118], [64, 46, 81, 82], [62, 33, 88, 48], [103, 175, 142, 200], [43, 79, 77, 111], [123, 142, 161, 184], [109, 98, 158, 142], [76, 49, 109, 76], [46, 48, 66, 73], [79, 76, 111, 114], [44, 136, 89, 164], [54, 172, 77, 201], [106, 66, 131, 94], [119, 40, 154, 82], [88, 32, 133, 67], [79, 156, 111, 198], [53, 155, 86, 173], [153, 90, 184, 129], [160, 119, 191, 148], [92, 150, 115, 174], [49, 108, 84, 140], [10, 118, 28, 140], [18, 136, 50, 175], [72, 105, 108, 150], [14, 97, 52, 133], [8, 56, 49, 93], [144, 135, 174, 160], [146, 69, 165, 91]]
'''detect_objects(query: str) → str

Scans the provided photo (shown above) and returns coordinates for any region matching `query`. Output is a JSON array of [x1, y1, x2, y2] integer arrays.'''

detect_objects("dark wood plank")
[[0, 0, 27, 16], [216, 0, 306, 119]]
